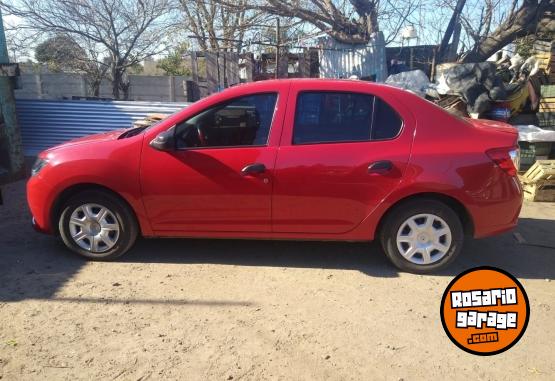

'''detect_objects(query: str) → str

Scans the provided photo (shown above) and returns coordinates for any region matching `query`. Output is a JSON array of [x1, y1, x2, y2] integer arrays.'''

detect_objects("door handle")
[[368, 160, 393, 174], [241, 163, 266, 175]]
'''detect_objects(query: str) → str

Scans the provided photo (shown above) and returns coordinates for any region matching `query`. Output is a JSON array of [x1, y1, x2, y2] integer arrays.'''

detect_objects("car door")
[[272, 81, 415, 234], [140, 85, 288, 234]]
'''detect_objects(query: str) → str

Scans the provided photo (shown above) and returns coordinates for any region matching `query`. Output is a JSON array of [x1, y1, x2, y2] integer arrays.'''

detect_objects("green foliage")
[[157, 43, 191, 76], [515, 36, 535, 59], [34, 35, 87, 72], [515, 33, 555, 60]]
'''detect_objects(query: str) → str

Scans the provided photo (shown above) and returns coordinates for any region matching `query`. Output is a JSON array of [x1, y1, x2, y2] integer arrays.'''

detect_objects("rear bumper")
[[473, 219, 519, 239], [470, 175, 523, 239]]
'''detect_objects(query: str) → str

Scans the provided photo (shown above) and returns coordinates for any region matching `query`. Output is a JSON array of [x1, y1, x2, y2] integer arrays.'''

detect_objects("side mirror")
[[149, 129, 175, 151]]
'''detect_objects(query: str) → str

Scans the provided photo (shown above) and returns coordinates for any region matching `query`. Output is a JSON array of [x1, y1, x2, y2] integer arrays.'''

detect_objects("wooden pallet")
[[537, 112, 555, 128], [533, 40, 554, 53], [541, 85, 555, 98], [522, 160, 555, 182], [539, 102, 555, 112], [536, 52, 551, 69], [521, 179, 555, 202]]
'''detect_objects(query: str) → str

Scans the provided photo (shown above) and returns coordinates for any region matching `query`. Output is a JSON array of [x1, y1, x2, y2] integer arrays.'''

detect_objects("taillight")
[[486, 147, 519, 177]]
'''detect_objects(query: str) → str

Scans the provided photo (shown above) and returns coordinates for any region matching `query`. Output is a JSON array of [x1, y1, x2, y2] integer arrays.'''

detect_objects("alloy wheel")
[[68, 203, 120, 254], [396, 213, 452, 265]]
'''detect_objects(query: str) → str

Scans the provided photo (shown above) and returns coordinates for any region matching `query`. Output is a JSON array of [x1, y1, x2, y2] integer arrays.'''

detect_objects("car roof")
[[231, 78, 406, 94]]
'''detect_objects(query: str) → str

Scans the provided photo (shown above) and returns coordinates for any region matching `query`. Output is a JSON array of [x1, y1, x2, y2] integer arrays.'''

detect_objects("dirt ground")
[[0, 179, 554, 381]]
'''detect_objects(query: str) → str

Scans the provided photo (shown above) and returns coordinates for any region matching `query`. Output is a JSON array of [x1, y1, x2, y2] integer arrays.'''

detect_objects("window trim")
[[174, 92, 279, 151], [292, 90, 404, 146]]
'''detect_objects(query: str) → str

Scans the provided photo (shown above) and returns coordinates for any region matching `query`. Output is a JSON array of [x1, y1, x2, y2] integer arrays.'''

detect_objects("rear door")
[[272, 81, 415, 234]]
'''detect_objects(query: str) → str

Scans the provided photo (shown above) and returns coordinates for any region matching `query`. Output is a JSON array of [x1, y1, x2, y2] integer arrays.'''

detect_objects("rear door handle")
[[241, 163, 266, 175], [368, 160, 393, 174]]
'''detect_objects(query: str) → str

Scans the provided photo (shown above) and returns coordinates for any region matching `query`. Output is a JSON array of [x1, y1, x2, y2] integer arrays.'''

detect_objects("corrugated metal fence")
[[16, 99, 188, 155], [318, 34, 387, 81]]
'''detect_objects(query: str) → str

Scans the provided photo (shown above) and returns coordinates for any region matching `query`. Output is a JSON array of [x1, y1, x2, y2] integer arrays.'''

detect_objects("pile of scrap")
[[132, 113, 169, 128], [520, 160, 555, 202], [385, 69, 432, 97], [385, 58, 543, 121], [381, 40, 555, 178], [431, 60, 542, 120]]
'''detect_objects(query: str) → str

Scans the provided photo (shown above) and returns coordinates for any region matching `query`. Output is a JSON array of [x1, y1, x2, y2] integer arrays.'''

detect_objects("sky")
[[2, 0, 525, 63]]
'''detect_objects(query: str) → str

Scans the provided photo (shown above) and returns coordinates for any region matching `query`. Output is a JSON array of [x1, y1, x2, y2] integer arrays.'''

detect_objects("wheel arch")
[[376, 192, 474, 238], [50, 183, 142, 236]]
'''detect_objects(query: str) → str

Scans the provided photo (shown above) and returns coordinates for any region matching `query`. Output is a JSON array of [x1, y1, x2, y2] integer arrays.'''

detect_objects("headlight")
[[31, 158, 49, 176]]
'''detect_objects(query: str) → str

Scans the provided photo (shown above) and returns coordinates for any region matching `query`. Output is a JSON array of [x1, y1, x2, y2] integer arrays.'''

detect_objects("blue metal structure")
[[16, 99, 188, 155]]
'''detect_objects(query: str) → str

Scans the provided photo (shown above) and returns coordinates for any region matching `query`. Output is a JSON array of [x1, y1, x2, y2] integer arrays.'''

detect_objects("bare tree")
[[181, 0, 271, 51], [215, 0, 420, 45], [453, 0, 554, 63], [2, 0, 180, 99], [2, 15, 37, 63]]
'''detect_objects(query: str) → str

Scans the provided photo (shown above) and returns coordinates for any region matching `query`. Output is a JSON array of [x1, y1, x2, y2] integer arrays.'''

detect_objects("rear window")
[[372, 97, 403, 140], [293, 92, 403, 144]]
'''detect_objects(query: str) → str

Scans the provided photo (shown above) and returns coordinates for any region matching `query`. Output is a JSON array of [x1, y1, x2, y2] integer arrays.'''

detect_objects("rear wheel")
[[379, 199, 464, 273], [58, 190, 138, 260]]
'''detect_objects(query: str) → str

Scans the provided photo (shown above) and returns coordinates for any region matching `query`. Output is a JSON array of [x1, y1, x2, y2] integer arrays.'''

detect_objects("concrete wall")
[[15, 74, 190, 102]]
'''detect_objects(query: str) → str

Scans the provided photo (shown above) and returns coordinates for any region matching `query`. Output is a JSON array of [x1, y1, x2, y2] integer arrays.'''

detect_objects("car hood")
[[45, 129, 128, 152]]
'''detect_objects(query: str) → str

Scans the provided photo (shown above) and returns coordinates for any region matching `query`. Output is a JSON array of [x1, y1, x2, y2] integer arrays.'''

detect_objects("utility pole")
[[275, 17, 280, 79], [0, 7, 23, 182]]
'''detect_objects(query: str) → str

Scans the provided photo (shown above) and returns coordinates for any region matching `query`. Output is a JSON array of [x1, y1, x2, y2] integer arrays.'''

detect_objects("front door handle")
[[368, 160, 393, 174], [241, 163, 266, 175]]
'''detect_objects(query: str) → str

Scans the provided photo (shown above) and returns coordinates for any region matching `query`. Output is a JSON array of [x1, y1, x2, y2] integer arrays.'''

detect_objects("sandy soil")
[[0, 180, 554, 380]]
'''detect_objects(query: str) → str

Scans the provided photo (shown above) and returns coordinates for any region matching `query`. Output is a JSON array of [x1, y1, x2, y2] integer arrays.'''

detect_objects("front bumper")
[[27, 175, 57, 235], [31, 216, 50, 234]]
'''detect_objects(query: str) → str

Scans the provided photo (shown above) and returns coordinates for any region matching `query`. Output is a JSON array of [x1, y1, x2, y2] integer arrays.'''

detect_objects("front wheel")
[[58, 190, 138, 260], [379, 199, 464, 273]]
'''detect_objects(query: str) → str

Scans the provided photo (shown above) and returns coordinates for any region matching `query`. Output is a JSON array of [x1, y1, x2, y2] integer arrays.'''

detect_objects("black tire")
[[379, 199, 464, 273], [58, 190, 138, 260]]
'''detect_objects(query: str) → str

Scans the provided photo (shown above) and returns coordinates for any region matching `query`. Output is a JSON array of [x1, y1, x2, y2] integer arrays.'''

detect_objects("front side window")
[[293, 92, 403, 144], [176, 93, 277, 149]]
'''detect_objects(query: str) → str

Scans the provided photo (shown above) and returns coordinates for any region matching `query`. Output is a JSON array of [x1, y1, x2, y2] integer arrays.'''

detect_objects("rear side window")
[[293, 92, 403, 144], [372, 97, 403, 140]]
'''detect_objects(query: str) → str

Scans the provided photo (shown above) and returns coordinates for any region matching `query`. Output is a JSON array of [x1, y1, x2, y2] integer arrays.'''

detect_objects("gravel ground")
[[1, 180, 554, 380]]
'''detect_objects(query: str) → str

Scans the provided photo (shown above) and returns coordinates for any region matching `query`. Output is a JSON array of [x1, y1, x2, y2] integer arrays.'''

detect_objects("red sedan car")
[[27, 79, 522, 273]]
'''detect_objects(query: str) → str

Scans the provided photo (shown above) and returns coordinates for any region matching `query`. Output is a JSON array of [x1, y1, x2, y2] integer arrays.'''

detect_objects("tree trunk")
[[91, 80, 100, 97], [85, 78, 100, 97], [437, 0, 466, 63], [111, 67, 121, 100], [461, 0, 554, 63], [120, 72, 130, 100], [446, 22, 462, 61]]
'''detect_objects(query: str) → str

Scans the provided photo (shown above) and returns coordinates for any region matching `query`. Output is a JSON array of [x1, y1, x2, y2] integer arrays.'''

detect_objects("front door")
[[141, 91, 284, 234], [272, 82, 415, 234]]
